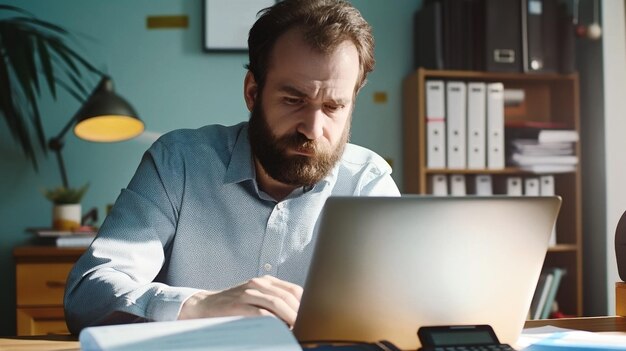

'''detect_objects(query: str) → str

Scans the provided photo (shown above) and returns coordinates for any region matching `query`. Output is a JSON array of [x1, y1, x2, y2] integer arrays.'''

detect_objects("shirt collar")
[[224, 123, 255, 185]]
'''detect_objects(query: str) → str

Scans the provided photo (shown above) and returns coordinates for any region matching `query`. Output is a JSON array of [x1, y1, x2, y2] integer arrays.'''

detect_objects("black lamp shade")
[[72, 77, 144, 142]]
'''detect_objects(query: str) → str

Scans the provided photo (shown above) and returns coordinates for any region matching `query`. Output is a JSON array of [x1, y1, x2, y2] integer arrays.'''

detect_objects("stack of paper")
[[27, 227, 97, 247], [518, 326, 626, 350], [506, 127, 579, 174], [79, 316, 302, 351]]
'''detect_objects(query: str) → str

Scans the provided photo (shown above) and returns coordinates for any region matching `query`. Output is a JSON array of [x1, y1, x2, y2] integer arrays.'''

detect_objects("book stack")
[[28, 227, 97, 247], [506, 122, 579, 174], [529, 267, 566, 320]]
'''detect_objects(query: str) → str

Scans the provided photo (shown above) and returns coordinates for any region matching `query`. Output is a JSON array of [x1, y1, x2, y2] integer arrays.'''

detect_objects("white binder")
[[524, 177, 540, 196], [506, 176, 523, 196], [449, 174, 466, 196], [446, 81, 467, 169], [467, 82, 487, 169], [540, 175, 557, 246], [474, 174, 493, 196], [487, 82, 505, 169], [426, 80, 446, 168], [430, 174, 448, 196]]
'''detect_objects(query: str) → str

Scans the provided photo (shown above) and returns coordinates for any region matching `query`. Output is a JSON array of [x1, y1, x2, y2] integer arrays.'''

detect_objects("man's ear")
[[244, 71, 258, 112]]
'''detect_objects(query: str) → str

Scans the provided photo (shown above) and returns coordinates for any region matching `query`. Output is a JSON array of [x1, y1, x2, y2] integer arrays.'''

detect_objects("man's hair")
[[246, 0, 375, 93]]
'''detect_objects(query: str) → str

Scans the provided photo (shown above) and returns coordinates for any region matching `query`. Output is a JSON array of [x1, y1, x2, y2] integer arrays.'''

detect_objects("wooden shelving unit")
[[402, 68, 583, 317]]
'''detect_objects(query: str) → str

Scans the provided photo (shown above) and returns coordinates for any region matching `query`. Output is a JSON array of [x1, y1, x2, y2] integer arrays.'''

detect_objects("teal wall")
[[0, 0, 421, 335]]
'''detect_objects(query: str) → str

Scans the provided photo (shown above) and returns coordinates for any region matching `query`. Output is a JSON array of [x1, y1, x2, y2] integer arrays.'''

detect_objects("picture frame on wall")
[[203, 0, 275, 52]]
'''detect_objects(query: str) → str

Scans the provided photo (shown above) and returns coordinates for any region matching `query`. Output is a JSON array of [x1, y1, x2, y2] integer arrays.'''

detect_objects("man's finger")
[[246, 277, 302, 312], [241, 288, 298, 326]]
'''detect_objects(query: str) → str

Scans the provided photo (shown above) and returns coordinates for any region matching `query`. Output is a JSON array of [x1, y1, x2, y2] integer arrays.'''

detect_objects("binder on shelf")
[[446, 81, 467, 169], [485, 0, 523, 72], [474, 175, 493, 196], [413, 0, 573, 73], [467, 82, 487, 169], [449, 174, 466, 196], [487, 83, 505, 169], [556, 1, 576, 73], [540, 175, 557, 246], [522, 0, 544, 72], [524, 177, 540, 196], [506, 176, 523, 196], [430, 174, 448, 196], [414, 0, 444, 69], [426, 80, 446, 168], [522, 0, 560, 73]]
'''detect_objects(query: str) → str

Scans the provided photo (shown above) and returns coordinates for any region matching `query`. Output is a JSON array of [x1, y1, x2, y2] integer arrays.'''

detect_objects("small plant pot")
[[52, 203, 81, 230]]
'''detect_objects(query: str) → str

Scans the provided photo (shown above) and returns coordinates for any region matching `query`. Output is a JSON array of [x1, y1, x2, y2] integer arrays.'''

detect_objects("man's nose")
[[297, 108, 324, 141]]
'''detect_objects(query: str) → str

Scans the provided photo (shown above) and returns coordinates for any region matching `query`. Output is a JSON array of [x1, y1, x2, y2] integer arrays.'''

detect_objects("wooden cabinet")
[[14, 246, 85, 335], [402, 68, 582, 317]]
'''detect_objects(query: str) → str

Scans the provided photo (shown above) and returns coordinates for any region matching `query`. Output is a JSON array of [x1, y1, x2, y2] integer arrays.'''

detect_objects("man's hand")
[[177, 275, 303, 328]]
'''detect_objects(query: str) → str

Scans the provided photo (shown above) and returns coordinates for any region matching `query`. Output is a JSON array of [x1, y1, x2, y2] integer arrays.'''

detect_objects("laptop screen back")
[[293, 195, 561, 350]]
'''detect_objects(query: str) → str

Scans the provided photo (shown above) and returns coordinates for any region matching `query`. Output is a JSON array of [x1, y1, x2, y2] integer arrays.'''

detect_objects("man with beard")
[[64, 0, 400, 333]]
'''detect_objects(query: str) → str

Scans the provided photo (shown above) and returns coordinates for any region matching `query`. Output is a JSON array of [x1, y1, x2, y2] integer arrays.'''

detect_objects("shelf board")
[[423, 167, 578, 175], [418, 68, 578, 82]]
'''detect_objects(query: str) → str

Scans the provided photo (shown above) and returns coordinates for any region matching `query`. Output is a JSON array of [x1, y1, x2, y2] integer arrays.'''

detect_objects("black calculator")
[[417, 325, 516, 351]]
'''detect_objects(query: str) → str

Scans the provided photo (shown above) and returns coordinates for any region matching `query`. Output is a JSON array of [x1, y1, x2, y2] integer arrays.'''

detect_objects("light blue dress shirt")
[[64, 122, 400, 333]]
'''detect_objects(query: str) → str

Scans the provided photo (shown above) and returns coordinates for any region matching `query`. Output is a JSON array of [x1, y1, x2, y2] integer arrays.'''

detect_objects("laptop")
[[293, 195, 561, 350]]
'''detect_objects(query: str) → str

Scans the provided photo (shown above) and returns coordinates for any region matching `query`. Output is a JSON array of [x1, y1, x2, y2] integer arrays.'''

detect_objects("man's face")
[[246, 28, 360, 187]]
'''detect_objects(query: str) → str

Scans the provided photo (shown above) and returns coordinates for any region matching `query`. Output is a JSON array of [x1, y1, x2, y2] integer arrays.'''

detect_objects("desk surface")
[[0, 334, 79, 351], [1, 316, 625, 351]]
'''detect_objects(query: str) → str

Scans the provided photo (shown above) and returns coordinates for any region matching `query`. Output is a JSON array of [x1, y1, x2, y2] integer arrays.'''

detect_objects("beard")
[[248, 98, 350, 187]]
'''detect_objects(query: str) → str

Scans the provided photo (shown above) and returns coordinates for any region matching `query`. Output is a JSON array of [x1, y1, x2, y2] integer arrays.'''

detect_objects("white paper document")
[[518, 326, 626, 350], [79, 316, 302, 351]]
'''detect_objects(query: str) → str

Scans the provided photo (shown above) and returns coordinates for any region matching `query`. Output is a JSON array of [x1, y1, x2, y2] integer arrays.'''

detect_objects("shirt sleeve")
[[64, 140, 202, 334]]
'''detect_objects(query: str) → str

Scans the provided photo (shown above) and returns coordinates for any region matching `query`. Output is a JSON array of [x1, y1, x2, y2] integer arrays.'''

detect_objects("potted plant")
[[43, 183, 89, 230], [0, 5, 103, 170]]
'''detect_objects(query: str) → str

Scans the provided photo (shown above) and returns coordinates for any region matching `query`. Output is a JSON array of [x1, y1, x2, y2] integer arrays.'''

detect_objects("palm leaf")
[[0, 55, 39, 170], [13, 16, 70, 36], [0, 5, 34, 17], [0, 6, 103, 170], [36, 36, 56, 99], [55, 78, 89, 104]]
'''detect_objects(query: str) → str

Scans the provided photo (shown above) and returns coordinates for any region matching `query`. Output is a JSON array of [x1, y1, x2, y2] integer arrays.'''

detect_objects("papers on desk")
[[518, 326, 626, 350], [79, 316, 302, 351]]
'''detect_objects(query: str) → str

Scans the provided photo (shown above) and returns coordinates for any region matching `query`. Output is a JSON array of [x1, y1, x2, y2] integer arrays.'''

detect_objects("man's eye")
[[284, 97, 303, 105], [325, 104, 343, 112]]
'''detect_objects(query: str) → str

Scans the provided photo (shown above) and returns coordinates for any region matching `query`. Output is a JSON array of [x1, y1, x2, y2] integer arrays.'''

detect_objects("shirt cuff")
[[146, 286, 204, 321]]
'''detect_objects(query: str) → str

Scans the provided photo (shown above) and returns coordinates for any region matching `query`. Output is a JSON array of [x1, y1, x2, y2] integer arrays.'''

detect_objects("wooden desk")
[[1, 317, 624, 351], [0, 334, 79, 351], [524, 316, 626, 332]]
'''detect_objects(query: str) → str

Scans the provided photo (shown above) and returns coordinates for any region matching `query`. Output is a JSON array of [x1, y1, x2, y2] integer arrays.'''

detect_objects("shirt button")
[[276, 202, 284, 210], [264, 263, 272, 271]]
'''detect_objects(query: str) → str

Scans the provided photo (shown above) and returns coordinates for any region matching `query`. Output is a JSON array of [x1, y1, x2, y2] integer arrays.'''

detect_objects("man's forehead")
[[267, 28, 359, 75], [264, 34, 360, 99], [276, 82, 353, 104]]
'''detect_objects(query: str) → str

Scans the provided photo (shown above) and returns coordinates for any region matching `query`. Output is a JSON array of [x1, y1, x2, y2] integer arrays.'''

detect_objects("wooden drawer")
[[16, 307, 69, 336], [16, 263, 74, 306]]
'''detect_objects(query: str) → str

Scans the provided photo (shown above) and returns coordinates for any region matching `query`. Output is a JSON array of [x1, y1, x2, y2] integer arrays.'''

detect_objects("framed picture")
[[203, 0, 275, 52]]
